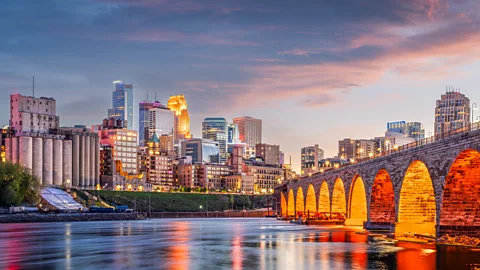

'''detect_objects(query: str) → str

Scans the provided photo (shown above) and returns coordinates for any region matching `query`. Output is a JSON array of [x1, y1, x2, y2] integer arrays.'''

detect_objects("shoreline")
[[0, 213, 145, 223]]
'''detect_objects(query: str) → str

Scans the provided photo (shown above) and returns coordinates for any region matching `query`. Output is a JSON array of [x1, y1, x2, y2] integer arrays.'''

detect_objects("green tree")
[[229, 194, 234, 210], [0, 162, 40, 206]]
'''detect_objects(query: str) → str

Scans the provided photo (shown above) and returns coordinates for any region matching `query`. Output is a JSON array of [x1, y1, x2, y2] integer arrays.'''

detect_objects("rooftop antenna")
[[32, 76, 35, 97]]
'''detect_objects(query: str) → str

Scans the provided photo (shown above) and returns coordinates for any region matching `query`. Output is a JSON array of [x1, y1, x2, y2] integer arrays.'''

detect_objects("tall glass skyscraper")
[[202, 118, 228, 163], [139, 101, 174, 146], [386, 121, 425, 141], [108, 81, 134, 130]]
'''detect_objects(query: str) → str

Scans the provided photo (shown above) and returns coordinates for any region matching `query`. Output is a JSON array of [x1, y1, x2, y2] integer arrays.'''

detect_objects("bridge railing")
[[350, 121, 480, 167]]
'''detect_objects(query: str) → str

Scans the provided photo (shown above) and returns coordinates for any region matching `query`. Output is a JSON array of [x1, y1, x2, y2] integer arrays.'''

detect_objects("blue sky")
[[1, 0, 480, 172]]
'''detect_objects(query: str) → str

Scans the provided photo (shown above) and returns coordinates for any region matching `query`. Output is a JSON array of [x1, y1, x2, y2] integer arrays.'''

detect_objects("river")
[[0, 218, 478, 269]]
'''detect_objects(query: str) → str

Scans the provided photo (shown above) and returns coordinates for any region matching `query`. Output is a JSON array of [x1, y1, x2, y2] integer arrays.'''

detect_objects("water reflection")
[[0, 219, 478, 270]]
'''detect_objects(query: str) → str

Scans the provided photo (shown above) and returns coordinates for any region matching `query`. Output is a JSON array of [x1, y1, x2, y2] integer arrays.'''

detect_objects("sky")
[[1, 0, 480, 172]]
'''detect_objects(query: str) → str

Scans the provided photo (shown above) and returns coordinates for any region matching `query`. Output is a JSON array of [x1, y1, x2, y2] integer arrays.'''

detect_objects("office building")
[[227, 123, 241, 144], [256, 143, 280, 165], [98, 118, 138, 175], [386, 121, 425, 141], [338, 139, 376, 160], [222, 174, 254, 194], [108, 81, 134, 130], [167, 95, 192, 143], [139, 101, 174, 146], [435, 89, 471, 135], [144, 135, 174, 191], [193, 163, 230, 191], [181, 138, 220, 164], [233, 116, 262, 147], [9, 94, 60, 136], [300, 144, 324, 176], [202, 118, 228, 163]]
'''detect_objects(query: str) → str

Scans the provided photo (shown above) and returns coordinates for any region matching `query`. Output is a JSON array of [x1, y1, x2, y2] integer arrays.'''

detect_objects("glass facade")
[[182, 139, 220, 164], [202, 118, 228, 163], [108, 82, 134, 130], [386, 121, 425, 141], [139, 101, 174, 146]]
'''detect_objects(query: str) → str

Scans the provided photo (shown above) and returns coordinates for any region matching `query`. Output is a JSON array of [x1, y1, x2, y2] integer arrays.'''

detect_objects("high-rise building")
[[338, 139, 376, 160], [300, 144, 324, 176], [202, 118, 228, 163], [167, 95, 192, 143], [143, 134, 174, 190], [233, 116, 262, 147], [435, 89, 471, 135], [386, 121, 425, 141], [227, 123, 240, 144], [108, 81, 134, 130], [9, 94, 60, 136], [256, 143, 280, 165], [138, 101, 174, 146], [98, 118, 138, 175], [181, 138, 220, 164]]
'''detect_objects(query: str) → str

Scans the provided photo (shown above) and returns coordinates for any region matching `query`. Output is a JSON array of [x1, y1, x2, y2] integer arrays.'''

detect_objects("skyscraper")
[[138, 101, 174, 146], [233, 116, 262, 146], [227, 123, 240, 144], [167, 95, 192, 143], [435, 89, 471, 135], [181, 138, 220, 164], [386, 121, 425, 141], [108, 81, 134, 130], [202, 118, 228, 163]]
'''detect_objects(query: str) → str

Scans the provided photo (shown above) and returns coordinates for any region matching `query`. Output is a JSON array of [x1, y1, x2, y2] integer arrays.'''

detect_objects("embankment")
[[0, 213, 145, 223]]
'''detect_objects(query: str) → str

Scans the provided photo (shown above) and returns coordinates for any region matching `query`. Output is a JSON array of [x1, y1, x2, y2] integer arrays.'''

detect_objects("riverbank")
[[143, 211, 269, 219], [0, 213, 145, 223]]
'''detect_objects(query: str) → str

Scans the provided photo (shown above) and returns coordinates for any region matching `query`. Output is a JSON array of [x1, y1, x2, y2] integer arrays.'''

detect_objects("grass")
[[95, 191, 270, 212]]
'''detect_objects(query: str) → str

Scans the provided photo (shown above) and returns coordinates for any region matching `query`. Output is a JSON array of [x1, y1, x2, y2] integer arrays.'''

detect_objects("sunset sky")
[[1, 0, 480, 172]]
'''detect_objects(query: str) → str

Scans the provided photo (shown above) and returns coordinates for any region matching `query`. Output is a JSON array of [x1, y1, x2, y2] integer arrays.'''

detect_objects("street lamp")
[[472, 103, 477, 124]]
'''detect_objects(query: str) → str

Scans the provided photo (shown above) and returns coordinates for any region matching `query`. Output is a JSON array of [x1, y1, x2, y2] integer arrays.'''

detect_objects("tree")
[[229, 194, 234, 210], [0, 162, 40, 207]]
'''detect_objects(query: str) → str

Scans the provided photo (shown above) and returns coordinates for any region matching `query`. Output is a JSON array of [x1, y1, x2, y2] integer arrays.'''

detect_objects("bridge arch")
[[347, 175, 367, 226], [287, 189, 295, 217], [296, 187, 305, 218], [318, 181, 330, 213], [331, 178, 346, 219], [440, 149, 480, 237], [397, 160, 436, 236], [305, 184, 317, 217], [280, 192, 287, 216], [369, 169, 395, 224]]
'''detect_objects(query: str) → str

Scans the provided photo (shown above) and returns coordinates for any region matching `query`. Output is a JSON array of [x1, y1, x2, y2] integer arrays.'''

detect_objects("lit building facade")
[[167, 95, 192, 143], [181, 138, 220, 164], [98, 119, 138, 175], [193, 163, 231, 191], [139, 101, 174, 146], [244, 158, 282, 194], [202, 118, 228, 163], [223, 174, 254, 194], [108, 81, 134, 130], [227, 123, 240, 144], [300, 144, 324, 176], [338, 139, 376, 160], [386, 121, 425, 141], [142, 134, 174, 190], [174, 157, 195, 188], [10, 94, 59, 136], [435, 90, 471, 135], [255, 143, 280, 165]]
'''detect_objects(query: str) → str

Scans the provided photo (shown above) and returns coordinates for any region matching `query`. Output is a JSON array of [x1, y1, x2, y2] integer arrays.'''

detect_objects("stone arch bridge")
[[276, 124, 480, 237]]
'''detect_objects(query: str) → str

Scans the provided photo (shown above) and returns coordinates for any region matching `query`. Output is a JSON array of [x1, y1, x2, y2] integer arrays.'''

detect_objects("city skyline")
[[1, 0, 480, 173]]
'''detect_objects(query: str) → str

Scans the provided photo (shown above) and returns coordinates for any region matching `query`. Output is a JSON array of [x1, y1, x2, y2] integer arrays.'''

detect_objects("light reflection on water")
[[0, 218, 479, 270]]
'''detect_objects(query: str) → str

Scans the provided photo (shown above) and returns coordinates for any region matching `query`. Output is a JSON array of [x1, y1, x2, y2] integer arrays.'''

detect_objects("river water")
[[0, 218, 478, 270]]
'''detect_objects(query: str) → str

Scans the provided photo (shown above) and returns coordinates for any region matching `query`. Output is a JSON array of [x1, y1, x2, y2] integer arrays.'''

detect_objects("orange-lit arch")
[[332, 178, 346, 216], [296, 187, 305, 216], [318, 181, 330, 213], [440, 149, 480, 237], [305, 184, 316, 217], [280, 192, 287, 216], [369, 169, 395, 224], [347, 175, 367, 226], [397, 160, 436, 236], [287, 189, 295, 217]]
